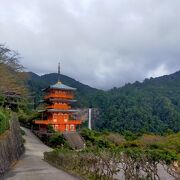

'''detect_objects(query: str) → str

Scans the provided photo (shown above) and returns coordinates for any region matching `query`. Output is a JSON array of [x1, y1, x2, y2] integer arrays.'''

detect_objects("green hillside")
[[26, 72, 100, 107], [26, 70, 180, 134], [92, 71, 180, 134], [0, 45, 28, 134]]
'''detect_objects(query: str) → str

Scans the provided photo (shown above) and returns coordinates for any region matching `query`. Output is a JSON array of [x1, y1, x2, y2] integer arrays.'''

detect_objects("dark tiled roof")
[[47, 109, 79, 113], [50, 82, 76, 90], [43, 81, 76, 91]]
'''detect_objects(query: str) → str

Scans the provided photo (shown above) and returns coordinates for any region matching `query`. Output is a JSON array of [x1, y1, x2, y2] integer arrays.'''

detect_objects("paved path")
[[2, 127, 78, 180]]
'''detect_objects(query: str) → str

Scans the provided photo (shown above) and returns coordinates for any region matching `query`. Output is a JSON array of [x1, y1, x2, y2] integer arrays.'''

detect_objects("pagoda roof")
[[47, 109, 79, 113], [43, 82, 76, 91], [40, 99, 77, 103], [38, 109, 79, 113], [49, 98, 77, 102]]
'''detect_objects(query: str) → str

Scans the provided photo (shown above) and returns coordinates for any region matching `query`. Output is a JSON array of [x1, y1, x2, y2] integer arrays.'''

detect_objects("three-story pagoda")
[[35, 64, 82, 132]]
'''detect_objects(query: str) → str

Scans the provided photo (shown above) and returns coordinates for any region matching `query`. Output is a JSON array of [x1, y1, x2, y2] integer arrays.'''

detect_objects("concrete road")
[[2, 127, 78, 180]]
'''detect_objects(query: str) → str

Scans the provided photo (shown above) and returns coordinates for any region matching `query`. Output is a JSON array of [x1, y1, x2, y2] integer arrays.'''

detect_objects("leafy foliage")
[[80, 128, 113, 148], [26, 67, 180, 133], [45, 145, 180, 179], [92, 72, 180, 133], [0, 45, 27, 95], [81, 129, 180, 156], [46, 130, 180, 179], [26, 72, 100, 108], [0, 109, 10, 135], [0, 45, 31, 131], [0, 45, 30, 113], [48, 133, 69, 148]]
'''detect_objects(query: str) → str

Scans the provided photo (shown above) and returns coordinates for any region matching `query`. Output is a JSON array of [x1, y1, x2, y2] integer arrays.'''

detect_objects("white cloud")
[[147, 64, 169, 78], [0, 0, 180, 89]]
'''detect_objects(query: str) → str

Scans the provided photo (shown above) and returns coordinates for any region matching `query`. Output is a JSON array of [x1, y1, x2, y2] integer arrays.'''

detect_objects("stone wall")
[[0, 116, 24, 177]]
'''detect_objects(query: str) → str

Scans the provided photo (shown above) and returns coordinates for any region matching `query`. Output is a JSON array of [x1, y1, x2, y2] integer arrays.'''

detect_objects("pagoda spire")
[[58, 62, 61, 83]]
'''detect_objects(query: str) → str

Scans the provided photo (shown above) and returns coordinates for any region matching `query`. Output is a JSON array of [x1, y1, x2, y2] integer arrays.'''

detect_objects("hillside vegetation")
[[26, 72, 100, 107], [27, 70, 180, 134], [0, 109, 9, 135], [92, 71, 180, 134], [0, 45, 29, 133], [45, 129, 180, 179]]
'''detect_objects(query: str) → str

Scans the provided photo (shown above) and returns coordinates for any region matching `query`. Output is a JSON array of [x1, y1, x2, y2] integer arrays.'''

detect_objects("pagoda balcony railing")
[[66, 120, 82, 125], [35, 119, 82, 125], [46, 104, 71, 110], [44, 94, 74, 99]]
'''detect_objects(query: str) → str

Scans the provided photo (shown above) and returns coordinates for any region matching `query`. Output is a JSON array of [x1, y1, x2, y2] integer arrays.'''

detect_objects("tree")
[[0, 44, 30, 115], [0, 44, 27, 95]]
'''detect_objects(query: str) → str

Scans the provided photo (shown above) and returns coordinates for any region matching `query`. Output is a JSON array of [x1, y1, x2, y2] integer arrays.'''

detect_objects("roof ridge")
[[49, 82, 76, 91]]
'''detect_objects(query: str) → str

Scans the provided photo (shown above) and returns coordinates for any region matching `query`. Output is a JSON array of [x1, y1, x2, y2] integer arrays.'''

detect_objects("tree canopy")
[[0, 44, 27, 95], [92, 72, 180, 134]]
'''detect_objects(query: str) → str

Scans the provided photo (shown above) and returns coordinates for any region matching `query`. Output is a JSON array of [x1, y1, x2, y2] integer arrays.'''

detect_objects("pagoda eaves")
[[35, 81, 82, 132]]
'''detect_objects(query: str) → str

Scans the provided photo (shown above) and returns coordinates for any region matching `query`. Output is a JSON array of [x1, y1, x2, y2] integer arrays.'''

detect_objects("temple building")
[[35, 64, 82, 132]]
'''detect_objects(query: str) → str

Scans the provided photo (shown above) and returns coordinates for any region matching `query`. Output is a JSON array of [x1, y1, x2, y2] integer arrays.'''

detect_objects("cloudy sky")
[[0, 0, 180, 89]]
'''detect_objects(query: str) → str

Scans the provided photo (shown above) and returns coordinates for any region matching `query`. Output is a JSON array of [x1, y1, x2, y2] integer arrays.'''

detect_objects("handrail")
[[46, 104, 71, 110], [44, 94, 74, 99], [35, 119, 82, 125]]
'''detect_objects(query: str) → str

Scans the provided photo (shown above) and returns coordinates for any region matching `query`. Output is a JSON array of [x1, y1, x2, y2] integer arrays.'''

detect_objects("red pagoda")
[[35, 64, 82, 132]]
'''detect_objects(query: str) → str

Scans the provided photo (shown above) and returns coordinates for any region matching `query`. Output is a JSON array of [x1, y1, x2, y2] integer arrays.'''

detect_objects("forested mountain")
[[92, 71, 180, 134], [26, 70, 180, 134], [26, 72, 100, 107]]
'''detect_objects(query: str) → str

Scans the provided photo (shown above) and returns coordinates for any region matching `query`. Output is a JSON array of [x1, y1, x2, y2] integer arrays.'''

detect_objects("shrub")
[[106, 133, 125, 145], [47, 125, 55, 133], [44, 147, 180, 180], [123, 131, 139, 141], [48, 133, 69, 148], [0, 94, 5, 107], [0, 110, 9, 134]]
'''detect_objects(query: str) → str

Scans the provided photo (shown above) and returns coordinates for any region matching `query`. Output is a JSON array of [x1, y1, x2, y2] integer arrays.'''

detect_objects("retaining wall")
[[0, 116, 24, 177]]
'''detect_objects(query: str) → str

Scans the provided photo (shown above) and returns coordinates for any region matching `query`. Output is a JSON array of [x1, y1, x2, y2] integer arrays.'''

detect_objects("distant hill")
[[93, 71, 180, 133], [26, 70, 180, 133], [26, 72, 100, 107]]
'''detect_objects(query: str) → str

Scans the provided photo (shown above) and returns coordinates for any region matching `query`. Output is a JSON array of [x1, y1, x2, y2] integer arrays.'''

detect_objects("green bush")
[[0, 95, 5, 107], [47, 125, 55, 133], [0, 110, 10, 135], [48, 133, 69, 148], [44, 147, 180, 180], [80, 128, 112, 148], [123, 131, 139, 141]]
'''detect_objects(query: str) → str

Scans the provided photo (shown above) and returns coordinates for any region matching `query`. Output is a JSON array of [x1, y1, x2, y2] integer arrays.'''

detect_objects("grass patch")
[[0, 109, 10, 135]]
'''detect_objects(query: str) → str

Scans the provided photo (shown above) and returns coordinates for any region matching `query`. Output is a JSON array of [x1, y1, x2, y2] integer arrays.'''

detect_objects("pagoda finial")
[[58, 62, 61, 83]]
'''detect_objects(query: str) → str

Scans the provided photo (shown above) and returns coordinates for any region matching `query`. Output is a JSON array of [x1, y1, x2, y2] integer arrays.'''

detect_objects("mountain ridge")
[[92, 70, 180, 133], [28, 70, 180, 91], [26, 71, 100, 107], [26, 70, 180, 133]]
